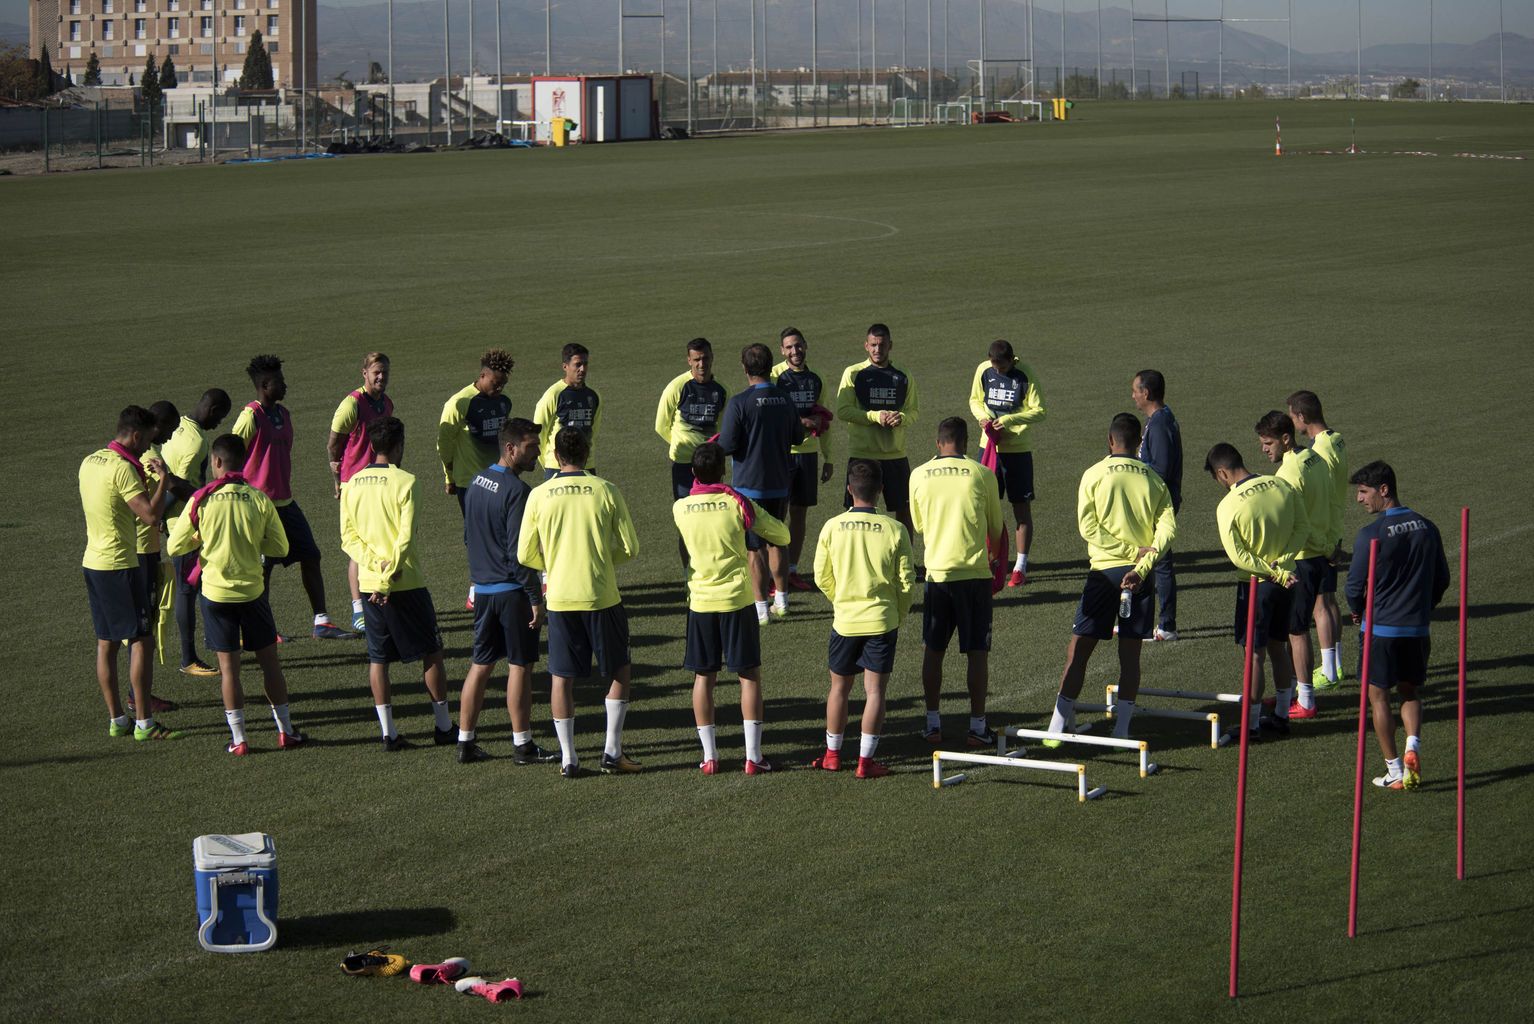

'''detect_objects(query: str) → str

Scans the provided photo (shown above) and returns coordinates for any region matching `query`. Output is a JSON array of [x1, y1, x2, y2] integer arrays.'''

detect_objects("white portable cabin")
[[531, 76, 656, 144]]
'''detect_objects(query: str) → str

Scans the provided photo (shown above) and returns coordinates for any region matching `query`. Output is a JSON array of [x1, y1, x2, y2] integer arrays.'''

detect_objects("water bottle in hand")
[[1119, 588, 1133, 619]]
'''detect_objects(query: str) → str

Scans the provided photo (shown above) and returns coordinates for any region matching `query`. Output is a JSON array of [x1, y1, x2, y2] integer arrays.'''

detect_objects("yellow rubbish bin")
[[550, 117, 576, 147]]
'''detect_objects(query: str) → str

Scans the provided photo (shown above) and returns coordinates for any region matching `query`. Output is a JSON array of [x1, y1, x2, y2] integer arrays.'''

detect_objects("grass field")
[[2, 100, 1531, 1023]]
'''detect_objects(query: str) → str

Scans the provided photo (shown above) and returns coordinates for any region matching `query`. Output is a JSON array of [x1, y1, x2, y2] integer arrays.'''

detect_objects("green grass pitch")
[[1, 100, 1531, 1022]]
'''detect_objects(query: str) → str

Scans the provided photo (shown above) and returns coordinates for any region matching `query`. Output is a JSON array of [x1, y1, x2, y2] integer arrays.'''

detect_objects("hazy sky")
[[8, 0, 1532, 51]]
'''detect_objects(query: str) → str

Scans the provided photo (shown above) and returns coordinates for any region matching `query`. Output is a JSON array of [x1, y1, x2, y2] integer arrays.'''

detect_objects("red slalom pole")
[[1348, 539, 1380, 939], [1458, 507, 1470, 880], [1229, 575, 1260, 999]]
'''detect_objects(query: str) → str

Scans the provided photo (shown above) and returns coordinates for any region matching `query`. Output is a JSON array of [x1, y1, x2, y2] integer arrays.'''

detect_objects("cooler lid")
[[193, 832, 276, 871]]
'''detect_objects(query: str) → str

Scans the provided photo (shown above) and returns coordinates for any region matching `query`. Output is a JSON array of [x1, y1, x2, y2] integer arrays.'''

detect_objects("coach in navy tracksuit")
[[1133, 369, 1183, 640], [718, 343, 806, 620], [1344, 460, 1449, 790]]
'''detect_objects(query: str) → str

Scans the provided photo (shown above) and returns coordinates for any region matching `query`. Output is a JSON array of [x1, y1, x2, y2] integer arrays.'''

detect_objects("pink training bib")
[[241, 402, 294, 502], [338, 389, 395, 484]]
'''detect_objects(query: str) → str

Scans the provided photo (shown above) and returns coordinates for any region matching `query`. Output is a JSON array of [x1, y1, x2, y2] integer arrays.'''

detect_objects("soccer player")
[[673, 442, 790, 774], [341, 416, 456, 752], [1345, 461, 1449, 790], [836, 323, 920, 538], [328, 352, 394, 633], [166, 433, 307, 755], [233, 354, 356, 640], [80, 406, 176, 741], [1132, 369, 1182, 640], [1287, 390, 1348, 690], [161, 388, 232, 677], [534, 343, 601, 479], [518, 427, 642, 778], [969, 339, 1045, 587], [1255, 410, 1331, 720], [136, 400, 202, 703], [459, 417, 553, 766], [772, 327, 836, 591], [812, 460, 917, 779], [654, 338, 727, 566], [1045, 414, 1177, 741], [718, 342, 804, 623], [909, 417, 1004, 748], [1205, 443, 1306, 741], [438, 348, 516, 608]]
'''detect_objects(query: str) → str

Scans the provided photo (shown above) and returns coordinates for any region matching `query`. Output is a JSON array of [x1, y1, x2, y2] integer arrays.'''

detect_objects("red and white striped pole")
[[1229, 575, 1260, 998], [1348, 538, 1380, 938], [1457, 507, 1469, 880]]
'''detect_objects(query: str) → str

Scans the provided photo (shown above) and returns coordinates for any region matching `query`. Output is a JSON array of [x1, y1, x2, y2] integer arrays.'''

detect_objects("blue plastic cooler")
[[193, 833, 279, 953]]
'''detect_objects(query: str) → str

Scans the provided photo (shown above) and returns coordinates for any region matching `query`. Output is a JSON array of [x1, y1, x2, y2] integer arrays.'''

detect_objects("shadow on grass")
[[1432, 601, 1534, 622], [1239, 942, 1534, 999], [280, 906, 457, 949], [1416, 762, 1534, 793], [1365, 900, 1534, 935]]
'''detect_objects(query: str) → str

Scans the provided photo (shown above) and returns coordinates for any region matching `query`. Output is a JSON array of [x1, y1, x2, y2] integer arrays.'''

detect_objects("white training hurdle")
[[1106, 684, 1243, 706], [998, 727, 1159, 778], [1076, 701, 1223, 749], [932, 751, 1107, 802]]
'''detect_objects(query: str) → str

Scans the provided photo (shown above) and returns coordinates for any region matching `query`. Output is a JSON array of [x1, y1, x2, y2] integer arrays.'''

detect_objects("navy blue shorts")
[[173, 552, 199, 598], [744, 496, 789, 552], [980, 449, 1035, 504], [671, 462, 696, 500], [137, 551, 162, 608], [363, 587, 443, 664], [1362, 634, 1430, 690], [844, 457, 910, 514], [789, 453, 820, 507], [828, 628, 898, 675], [1320, 559, 1339, 595], [1233, 580, 1294, 648], [547, 604, 630, 679], [202, 591, 279, 653], [84, 566, 151, 642], [684, 606, 762, 674], [456, 488, 468, 516], [1288, 556, 1328, 635], [922, 577, 993, 653], [1074, 565, 1155, 641], [470, 588, 541, 667], [272, 501, 322, 567]]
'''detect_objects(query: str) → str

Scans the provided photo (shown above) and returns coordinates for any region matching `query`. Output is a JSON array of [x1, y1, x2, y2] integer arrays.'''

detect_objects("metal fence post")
[[42, 106, 50, 173], [96, 102, 104, 169]]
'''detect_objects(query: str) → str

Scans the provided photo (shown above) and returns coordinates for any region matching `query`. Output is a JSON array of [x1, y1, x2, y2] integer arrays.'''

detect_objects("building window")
[[103, 44, 114, 56], [69, 21, 81, 41], [134, 0, 145, 11], [266, 15, 277, 36], [134, 43, 146, 55], [234, 15, 245, 35], [267, 42, 278, 53], [168, 0, 179, 9], [167, 16, 179, 36], [103, 21, 114, 37], [199, 42, 212, 53], [103, 0, 113, 11], [133, 17, 145, 38], [69, 45, 82, 58], [267, 0, 278, 8], [235, 0, 246, 8], [234, 41, 246, 53], [69, 0, 80, 13], [200, 16, 211, 35], [167, 43, 178, 54]]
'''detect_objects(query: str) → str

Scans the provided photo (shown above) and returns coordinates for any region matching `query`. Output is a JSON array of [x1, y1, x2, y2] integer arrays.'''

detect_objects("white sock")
[[270, 703, 293, 735], [1321, 647, 1338, 680], [1112, 700, 1134, 739], [925, 709, 941, 732], [773, 591, 788, 611], [225, 708, 246, 745], [1275, 687, 1294, 718], [513, 730, 532, 747], [313, 612, 331, 626], [431, 700, 452, 732], [755, 600, 769, 622], [1386, 756, 1403, 779], [1248, 702, 1261, 732], [458, 728, 475, 743], [744, 719, 764, 763], [1298, 681, 1315, 709], [135, 717, 154, 732], [697, 724, 717, 763], [351, 598, 364, 615], [859, 733, 880, 759], [375, 703, 396, 740], [968, 715, 986, 736], [1406, 734, 1421, 754], [825, 731, 843, 752], [1013, 552, 1027, 572], [604, 698, 627, 757], [112, 714, 131, 728], [554, 716, 577, 766], [1049, 694, 1074, 733], [1331, 645, 1343, 675]]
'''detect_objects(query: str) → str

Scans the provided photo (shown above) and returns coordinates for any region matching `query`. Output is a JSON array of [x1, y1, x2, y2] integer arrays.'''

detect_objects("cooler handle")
[[197, 873, 277, 953]]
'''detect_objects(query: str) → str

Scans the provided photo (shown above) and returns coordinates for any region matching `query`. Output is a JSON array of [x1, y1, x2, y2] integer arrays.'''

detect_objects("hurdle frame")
[[932, 751, 1107, 801], [1076, 701, 1222, 749], [1107, 684, 1243, 706], [998, 727, 1158, 778]]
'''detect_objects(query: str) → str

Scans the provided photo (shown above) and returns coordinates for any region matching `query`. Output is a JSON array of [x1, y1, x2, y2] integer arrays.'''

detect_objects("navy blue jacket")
[[463, 463, 541, 599], [1138, 406, 1183, 512], [717, 382, 805, 500], [1345, 507, 1449, 636]]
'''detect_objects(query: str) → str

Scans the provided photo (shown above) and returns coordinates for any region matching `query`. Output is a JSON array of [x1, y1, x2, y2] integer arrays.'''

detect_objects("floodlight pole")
[[687, 0, 693, 132], [619, 0, 625, 72], [903, 0, 908, 71], [1286, 0, 1292, 98], [750, 0, 757, 126], [1499, 0, 1505, 101], [1427, 0, 1433, 102], [1096, 0, 1101, 98], [943, 0, 948, 88], [926, 0, 932, 120], [872, 0, 878, 122], [1129, 0, 1136, 99], [1356, 0, 1361, 97], [545, 0, 552, 74], [1218, 0, 1223, 96], [469, 0, 475, 138], [762, 0, 768, 104], [444, 0, 452, 145], [299, 0, 306, 149], [1027, 0, 1034, 100], [1163, 0, 1170, 99], [495, 0, 503, 128], [978, 0, 985, 108], [1060, 0, 1065, 98], [813, 0, 819, 126], [387, 0, 394, 137]]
